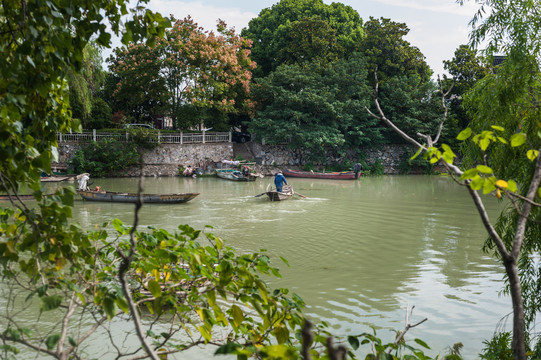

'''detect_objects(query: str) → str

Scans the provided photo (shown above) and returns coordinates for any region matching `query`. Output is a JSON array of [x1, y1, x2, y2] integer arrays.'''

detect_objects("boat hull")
[[282, 169, 358, 180], [77, 190, 199, 204], [216, 169, 257, 182], [265, 185, 293, 201]]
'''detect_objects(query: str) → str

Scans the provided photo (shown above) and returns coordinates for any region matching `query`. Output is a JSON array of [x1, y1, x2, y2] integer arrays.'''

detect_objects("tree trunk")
[[504, 257, 526, 360]]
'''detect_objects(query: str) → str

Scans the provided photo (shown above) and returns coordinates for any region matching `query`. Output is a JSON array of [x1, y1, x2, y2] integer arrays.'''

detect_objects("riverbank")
[[54, 141, 430, 177]]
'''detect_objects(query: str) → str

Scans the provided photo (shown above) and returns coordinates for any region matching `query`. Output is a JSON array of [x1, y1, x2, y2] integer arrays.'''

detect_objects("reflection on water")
[[7, 175, 509, 358]]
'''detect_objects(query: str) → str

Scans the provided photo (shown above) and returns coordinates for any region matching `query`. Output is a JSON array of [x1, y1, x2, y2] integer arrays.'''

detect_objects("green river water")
[[6, 175, 509, 359]]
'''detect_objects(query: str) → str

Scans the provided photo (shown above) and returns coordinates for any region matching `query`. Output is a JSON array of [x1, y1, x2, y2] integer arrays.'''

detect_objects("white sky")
[[108, 0, 482, 77]]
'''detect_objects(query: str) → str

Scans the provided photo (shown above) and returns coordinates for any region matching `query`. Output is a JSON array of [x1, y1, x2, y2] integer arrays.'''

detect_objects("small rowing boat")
[[283, 169, 359, 180], [215, 169, 257, 182], [265, 185, 294, 201], [77, 190, 199, 204]]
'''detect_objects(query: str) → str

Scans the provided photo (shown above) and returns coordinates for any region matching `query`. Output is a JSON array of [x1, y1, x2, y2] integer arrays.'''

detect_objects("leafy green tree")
[[249, 56, 379, 162], [67, 42, 107, 127], [360, 17, 432, 84], [88, 97, 113, 129], [442, 45, 490, 130], [241, 0, 364, 78], [109, 16, 254, 130], [108, 42, 168, 124]]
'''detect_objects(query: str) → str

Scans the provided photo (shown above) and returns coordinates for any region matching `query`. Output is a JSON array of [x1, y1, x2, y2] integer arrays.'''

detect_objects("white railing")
[[57, 130, 232, 144]]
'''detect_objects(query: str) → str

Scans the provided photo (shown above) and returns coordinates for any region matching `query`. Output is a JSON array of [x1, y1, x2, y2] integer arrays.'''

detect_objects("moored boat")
[[215, 169, 257, 182], [282, 169, 358, 180], [77, 190, 199, 204]]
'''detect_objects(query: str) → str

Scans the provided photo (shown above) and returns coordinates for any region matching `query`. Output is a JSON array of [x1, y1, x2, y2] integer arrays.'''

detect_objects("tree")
[[249, 56, 379, 163], [365, 0, 541, 358], [442, 45, 491, 130], [109, 16, 255, 130], [108, 42, 168, 124], [241, 0, 364, 78], [360, 17, 432, 84], [67, 42, 107, 127]]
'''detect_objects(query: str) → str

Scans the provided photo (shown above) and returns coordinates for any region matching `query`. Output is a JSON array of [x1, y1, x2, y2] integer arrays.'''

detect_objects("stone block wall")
[[248, 142, 412, 174], [55, 142, 413, 176]]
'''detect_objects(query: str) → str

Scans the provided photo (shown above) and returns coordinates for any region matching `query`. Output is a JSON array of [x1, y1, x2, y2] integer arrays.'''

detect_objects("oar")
[[254, 192, 267, 197], [294, 191, 307, 198]]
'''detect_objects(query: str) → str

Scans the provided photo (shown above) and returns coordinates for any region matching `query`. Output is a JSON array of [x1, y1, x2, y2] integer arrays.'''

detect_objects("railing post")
[[126, 131, 129, 142], [180, 131, 183, 145], [229, 131, 232, 142], [158, 130, 161, 143], [203, 130, 206, 144], [93, 129, 96, 142], [59, 133, 63, 143]]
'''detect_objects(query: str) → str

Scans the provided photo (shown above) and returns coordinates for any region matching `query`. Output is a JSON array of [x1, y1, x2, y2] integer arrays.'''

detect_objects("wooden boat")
[[0, 194, 37, 201], [40, 175, 75, 182], [77, 190, 199, 204], [215, 169, 257, 182], [265, 185, 294, 201], [282, 169, 359, 180]]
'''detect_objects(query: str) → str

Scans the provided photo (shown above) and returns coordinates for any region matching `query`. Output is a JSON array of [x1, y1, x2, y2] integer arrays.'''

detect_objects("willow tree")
[[366, 0, 541, 358]]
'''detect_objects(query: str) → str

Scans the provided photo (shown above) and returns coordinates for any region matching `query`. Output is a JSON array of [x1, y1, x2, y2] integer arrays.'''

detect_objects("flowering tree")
[[109, 17, 255, 129]]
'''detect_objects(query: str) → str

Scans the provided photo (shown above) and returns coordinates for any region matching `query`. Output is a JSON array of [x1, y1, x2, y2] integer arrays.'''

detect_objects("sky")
[[110, 0, 483, 77]]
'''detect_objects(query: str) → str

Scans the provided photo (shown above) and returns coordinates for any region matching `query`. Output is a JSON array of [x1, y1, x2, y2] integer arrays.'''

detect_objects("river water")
[[20, 175, 511, 358]]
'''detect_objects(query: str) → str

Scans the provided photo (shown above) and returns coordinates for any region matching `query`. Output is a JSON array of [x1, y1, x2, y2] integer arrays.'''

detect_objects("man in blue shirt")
[[274, 171, 287, 192]]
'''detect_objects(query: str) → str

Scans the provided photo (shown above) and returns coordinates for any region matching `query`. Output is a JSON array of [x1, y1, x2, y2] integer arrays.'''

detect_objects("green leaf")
[[348, 335, 360, 350], [103, 297, 116, 320], [231, 305, 244, 328], [456, 128, 472, 140], [215, 342, 240, 355], [45, 334, 61, 350], [479, 138, 490, 151], [460, 168, 479, 180], [115, 296, 129, 314], [491, 125, 505, 131], [527, 150, 539, 161], [68, 336, 77, 347], [483, 179, 497, 194], [198, 325, 212, 341], [40, 295, 62, 311], [410, 146, 423, 162], [476, 165, 493, 174], [507, 180, 518, 192], [470, 175, 484, 190], [274, 325, 289, 344], [510, 133, 527, 147], [414, 338, 431, 349], [147, 280, 162, 298]]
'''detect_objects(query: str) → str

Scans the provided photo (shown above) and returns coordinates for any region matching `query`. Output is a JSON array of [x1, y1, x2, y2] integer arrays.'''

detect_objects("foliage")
[[360, 17, 432, 84], [364, 159, 385, 176], [480, 332, 514, 360], [249, 56, 380, 162], [398, 148, 435, 175], [67, 42, 107, 127], [442, 45, 491, 131], [241, 0, 364, 78], [0, 208, 310, 358], [377, 75, 452, 144], [68, 138, 140, 177], [87, 97, 113, 129], [108, 16, 255, 130]]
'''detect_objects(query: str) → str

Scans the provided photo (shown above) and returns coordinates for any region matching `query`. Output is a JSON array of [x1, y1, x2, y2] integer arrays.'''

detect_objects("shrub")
[[69, 138, 140, 177]]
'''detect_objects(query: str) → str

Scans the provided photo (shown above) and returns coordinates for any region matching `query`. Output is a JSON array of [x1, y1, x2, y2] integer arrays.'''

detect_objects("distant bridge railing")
[[57, 130, 232, 144]]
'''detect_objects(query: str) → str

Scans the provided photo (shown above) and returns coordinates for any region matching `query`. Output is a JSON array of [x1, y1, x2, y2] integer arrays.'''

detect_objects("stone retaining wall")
[[248, 142, 412, 174], [55, 142, 413, 176]]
